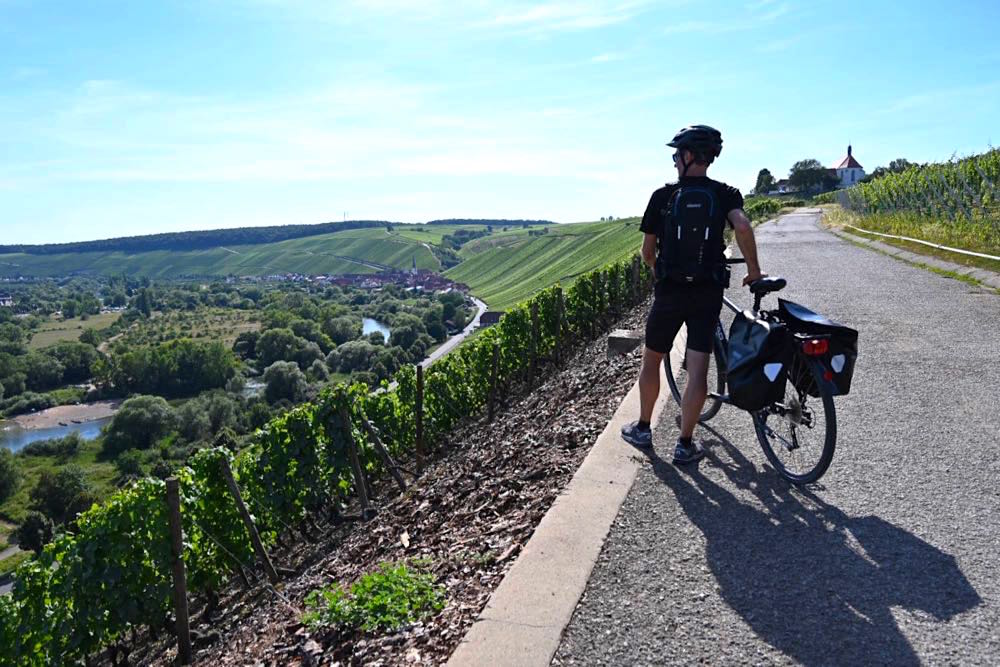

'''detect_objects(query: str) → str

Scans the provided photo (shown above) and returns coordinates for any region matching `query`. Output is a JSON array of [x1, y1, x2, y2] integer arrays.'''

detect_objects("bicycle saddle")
[[749, 276, 787, 295]]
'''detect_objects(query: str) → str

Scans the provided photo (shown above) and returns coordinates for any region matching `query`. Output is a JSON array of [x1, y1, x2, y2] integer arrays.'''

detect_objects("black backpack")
[[655, 185, 727, 285]]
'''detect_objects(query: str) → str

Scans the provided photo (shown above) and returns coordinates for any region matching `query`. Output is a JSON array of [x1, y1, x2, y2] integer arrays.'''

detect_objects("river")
[[362, 317, 391, 340], [0, 416, 113, 454]]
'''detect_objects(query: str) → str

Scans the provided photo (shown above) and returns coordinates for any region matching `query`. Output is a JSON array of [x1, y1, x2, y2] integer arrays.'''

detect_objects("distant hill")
[[0, 219, 555, 256]]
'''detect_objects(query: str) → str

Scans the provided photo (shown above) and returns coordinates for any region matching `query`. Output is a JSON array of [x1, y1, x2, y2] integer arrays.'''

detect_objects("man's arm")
[[641, 233, 657, 270], [727, 209, 765, 285]]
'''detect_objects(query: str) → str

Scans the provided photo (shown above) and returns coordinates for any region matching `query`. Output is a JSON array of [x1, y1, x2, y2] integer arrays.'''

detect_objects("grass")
[[0, 438, 117, 525], [29, 311, 122, 350], [0, 519, 13, 550], [0, 550, 29, 578], [838, 229, 993, 290], [823, 207, 1000, 274], [445, 219, 640, 310]]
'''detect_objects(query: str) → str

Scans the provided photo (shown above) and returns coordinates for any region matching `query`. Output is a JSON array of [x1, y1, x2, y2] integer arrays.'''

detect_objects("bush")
[[30, 465, 96, 524], [303, 561, 445, 632], [14, 511, 53, 555], [263, 361, 307, 404], [744, 197, 783, 222], [0, 448, 19, 503], [114, 450, 145, 483], [1, 391, 55, 418], [20, 432, 82, 458], [103, 395, 176, 455]]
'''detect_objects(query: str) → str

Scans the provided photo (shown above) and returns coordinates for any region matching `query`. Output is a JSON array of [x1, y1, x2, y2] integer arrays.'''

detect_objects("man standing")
[[621, 125, 765, 464]]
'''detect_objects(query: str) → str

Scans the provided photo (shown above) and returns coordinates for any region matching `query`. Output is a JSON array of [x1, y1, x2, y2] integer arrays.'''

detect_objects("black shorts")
[[645, 291, 723, 355]]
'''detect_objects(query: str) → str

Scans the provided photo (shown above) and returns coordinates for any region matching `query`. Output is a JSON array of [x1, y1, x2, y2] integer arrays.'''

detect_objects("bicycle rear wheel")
[[664, 325, 726, 423], [753, 353, 836, 484]]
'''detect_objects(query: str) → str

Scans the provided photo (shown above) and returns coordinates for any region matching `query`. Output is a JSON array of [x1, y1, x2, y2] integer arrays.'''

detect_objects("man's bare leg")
[[679, 349, 710, 439], [639, 347, 664, 423]]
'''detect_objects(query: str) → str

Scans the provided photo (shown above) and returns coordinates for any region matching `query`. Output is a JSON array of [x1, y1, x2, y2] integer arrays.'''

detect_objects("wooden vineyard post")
[[338, 405, 373, 518], [415, 364, 425, 474], [529, 300, 539, 383], [165, 478, 193, 665], [219, 458, 279, 584], [487, 343, 500, 423], [359, 414, 407, 492], [629, 256, 639, 303], [554, 287, 564, 365]]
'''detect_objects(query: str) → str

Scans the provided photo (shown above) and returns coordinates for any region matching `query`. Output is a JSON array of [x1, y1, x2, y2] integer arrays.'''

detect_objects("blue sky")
[[2, 0, 998, 244]]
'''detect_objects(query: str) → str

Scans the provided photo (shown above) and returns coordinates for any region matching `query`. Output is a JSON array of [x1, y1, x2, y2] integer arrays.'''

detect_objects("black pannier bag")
[[726, 310, 790, 411], [777, 299, 859, 397]]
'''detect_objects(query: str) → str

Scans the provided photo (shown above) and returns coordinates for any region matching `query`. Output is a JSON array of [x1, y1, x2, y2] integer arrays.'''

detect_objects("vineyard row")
[[0, 255, 655, 666]]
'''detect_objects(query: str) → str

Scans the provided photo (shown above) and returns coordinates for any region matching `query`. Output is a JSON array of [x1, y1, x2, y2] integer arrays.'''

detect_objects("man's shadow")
[[643, 428, 981, 666]]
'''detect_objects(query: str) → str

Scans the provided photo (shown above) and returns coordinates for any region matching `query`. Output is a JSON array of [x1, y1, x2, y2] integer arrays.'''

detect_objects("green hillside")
[[0, 227, 443, 278], [445, 218, 641, 310]]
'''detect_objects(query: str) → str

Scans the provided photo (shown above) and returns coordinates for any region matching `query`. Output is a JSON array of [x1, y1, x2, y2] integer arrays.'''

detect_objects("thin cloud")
[[664, 2, 790, 35]]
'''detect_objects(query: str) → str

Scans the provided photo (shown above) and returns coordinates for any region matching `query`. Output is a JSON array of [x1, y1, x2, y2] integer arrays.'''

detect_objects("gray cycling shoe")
[[621, 421, 653, 448], [672, 439, 706, 465]]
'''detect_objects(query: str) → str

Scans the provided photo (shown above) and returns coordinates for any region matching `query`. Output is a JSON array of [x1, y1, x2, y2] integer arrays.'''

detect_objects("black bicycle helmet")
[[667, 125, 723, 162]]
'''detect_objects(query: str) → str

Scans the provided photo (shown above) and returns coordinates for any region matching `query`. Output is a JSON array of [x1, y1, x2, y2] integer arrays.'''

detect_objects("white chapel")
[[832, 145, 865, 187]]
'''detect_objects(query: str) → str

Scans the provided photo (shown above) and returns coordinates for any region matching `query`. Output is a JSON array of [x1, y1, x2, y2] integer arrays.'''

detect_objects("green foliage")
[[103, 395, 176, 455], [754, 168, 775, 195], [303, 561, 445, 632], [744, 197, 783, 222], [0, 448, 19, 503], [14, 511, 53, 555], [263, 360, 308, 403], [107, 338, 235, 397], [789, 158, 840, 192], [20, 432, 82, 458], [0, 252, 653, 662], [841, 148, 1000, 252], [29, 465, 95, 524]]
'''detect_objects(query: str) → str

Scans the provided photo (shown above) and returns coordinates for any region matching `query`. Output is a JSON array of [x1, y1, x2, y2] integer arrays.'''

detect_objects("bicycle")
[[664, 257, 836, 484]]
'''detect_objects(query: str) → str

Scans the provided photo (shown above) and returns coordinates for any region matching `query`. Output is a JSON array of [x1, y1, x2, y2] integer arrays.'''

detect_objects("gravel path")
[[554, 209, 1000, 666]]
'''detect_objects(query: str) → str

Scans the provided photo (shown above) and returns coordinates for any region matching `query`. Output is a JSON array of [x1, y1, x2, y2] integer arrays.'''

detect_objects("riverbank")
[[10, 400, 121, 430]]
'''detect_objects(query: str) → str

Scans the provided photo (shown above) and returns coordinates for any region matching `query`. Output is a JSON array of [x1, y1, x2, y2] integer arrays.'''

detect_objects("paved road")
[[554, 210, 1000, 665], [421, 296, 488, 368]]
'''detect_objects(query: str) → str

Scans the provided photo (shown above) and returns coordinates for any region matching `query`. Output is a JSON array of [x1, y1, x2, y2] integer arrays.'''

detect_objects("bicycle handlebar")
[[725, 258, 746, 265]]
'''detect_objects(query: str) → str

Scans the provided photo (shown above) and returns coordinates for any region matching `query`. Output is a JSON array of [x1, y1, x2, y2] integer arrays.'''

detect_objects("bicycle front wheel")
[[753, 353, 836, 485], [664, 326, 726, 424]]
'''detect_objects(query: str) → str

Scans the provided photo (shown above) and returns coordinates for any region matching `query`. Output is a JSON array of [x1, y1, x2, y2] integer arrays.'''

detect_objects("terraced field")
[[446, 218, 640, 310], [0, 227, 440, 278]]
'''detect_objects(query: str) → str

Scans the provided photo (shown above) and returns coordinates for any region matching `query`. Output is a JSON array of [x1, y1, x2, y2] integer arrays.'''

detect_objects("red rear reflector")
[[823, 370, 833, 381], [802, 338, 829, 356]]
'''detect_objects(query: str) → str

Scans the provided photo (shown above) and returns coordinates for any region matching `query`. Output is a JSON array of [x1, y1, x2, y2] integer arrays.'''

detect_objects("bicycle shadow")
[[642, 430, 981, 666]]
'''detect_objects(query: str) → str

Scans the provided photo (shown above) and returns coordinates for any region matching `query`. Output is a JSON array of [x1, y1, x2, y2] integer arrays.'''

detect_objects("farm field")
[[28, 311, 122, 350], [446, 218, 640, 310], [111, 307, 260, 350]]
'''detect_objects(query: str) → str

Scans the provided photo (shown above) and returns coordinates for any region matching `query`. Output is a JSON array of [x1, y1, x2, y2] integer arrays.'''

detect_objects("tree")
[[888, 158, 915, 172], [0, 448, 19, 503], [422, 305, 447, 342], [788, 159, 839, 192], [256, 328, 308, 367], [114, 450, 145, 484], [47, 341, 99, 383], [263, 361, 308, 403], [322, 316, 362, 345], [103, 395, 176, 454], [30, 465, 96, 524], [754, 168, 775, 195], [14, 511, 53, 555], [22, 351, 64, 391]]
